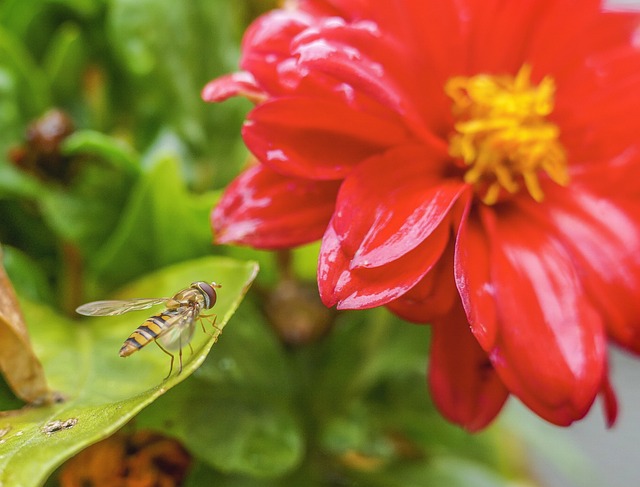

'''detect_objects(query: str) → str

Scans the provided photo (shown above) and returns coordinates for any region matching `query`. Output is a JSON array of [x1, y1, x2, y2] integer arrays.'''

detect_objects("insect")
[[76, 281, 221, 378]]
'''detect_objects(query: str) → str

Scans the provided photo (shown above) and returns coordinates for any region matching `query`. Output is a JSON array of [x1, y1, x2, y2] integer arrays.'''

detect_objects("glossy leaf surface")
[[0, 256, 258, 487]]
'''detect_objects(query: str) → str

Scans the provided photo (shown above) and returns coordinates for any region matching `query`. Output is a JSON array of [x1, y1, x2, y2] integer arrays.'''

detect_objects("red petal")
[[316, 146, 467, 309], [292, 26, 407, 110], [556, 48, 640, 166], [459, 0, 557, 74], [300, 1, 400, 24], [291, 29, 443, 147], [243, 97, 410, 180], [454, 206, 498, 350], [387, 243, 458, 324], [212, 164, 340, 249], [201, 72, 264, 103], [429, 302, 509, 432], [522, 186, 640, 354], [486, 211, 607, 425], [600, 372, 618, 428], [318, 214, 450, 309], [239, 9, 316, 95], [328, 145, 461, 267], [530, 3, 639, 82]]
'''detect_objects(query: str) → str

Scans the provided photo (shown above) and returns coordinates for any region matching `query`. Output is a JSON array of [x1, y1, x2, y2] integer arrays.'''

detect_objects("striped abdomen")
[[119, 309, 181, 357]]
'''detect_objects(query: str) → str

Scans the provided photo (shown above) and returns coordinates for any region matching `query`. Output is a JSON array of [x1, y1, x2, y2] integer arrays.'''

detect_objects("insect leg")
[[199, 313, 221, 334], [154, 340, 175, 380]]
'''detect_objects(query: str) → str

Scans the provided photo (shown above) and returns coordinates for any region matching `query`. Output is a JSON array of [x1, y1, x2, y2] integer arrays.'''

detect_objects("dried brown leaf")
[[0, 253, 50, 403]]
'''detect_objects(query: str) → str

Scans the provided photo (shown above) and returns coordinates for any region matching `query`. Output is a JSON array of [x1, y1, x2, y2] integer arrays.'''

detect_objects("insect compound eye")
[[191, 281, 217, 309]]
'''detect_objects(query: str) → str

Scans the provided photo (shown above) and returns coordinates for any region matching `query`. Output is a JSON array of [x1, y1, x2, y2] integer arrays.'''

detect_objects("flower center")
[[445, 65, 568, 204]]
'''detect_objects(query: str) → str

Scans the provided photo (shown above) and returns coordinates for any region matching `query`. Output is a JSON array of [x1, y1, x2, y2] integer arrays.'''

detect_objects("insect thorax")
[[166, 287, 206, 310], [166, 287, 210, 309]]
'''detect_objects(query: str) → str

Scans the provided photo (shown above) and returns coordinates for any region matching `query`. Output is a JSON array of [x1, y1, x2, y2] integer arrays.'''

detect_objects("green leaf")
[[0, 373, 22, 411], [0, 0, 100, 36], [106, 0, 249, 186], [0, 66, 25, 157], [313, 309, 517, 475], [291, 242, 321, 281], [61, 130, 140, 176], [0, 256, 258, 487], [137, 299, 304, 478], [88, 147, 218, 293], [184, 461, 285, 487], [50, 0, 102, 17], [0, 163, 46, 200], [0, 25, 50, 156], [0, 25, 50, 117], [2, 245, 55, 306], [106, 0, 210, 147], [313, 309, 429, 406], [39, 158, 134, 257], [43, 22, 87, 103], [362, 457, 531, 487]]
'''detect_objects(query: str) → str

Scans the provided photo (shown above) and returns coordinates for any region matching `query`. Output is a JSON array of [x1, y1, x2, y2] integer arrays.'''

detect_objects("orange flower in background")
[[204, 0, 640, 430], [59, 431, 191, 487]]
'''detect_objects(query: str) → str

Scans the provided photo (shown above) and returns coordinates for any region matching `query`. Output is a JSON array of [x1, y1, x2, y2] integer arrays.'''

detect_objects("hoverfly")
[[76, 281, 221, 378]]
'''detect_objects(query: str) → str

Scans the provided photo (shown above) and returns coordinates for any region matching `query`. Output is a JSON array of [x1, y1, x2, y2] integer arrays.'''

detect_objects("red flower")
[[204, 0, 640, 430]]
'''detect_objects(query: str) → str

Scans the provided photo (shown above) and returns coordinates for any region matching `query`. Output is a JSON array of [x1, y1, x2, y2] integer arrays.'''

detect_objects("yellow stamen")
[[446, 64, 568, 204]]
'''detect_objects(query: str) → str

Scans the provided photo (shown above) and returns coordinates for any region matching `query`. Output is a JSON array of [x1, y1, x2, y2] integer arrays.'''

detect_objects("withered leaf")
[[0, 252, 50, 404]]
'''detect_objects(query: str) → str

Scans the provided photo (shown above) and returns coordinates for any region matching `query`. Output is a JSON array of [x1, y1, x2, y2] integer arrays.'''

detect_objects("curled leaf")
[[0, 251, 50, 403]]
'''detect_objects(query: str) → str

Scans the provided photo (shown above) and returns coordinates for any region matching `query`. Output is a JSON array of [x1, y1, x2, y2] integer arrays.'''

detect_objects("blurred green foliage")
[[0, 0, 544, 486], [0, 0, 256, 307]]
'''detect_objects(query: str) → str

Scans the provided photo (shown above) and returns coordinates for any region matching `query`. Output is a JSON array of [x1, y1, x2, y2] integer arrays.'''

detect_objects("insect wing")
[[75, 298, 169, 316], [156, 307, 197, 352]]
